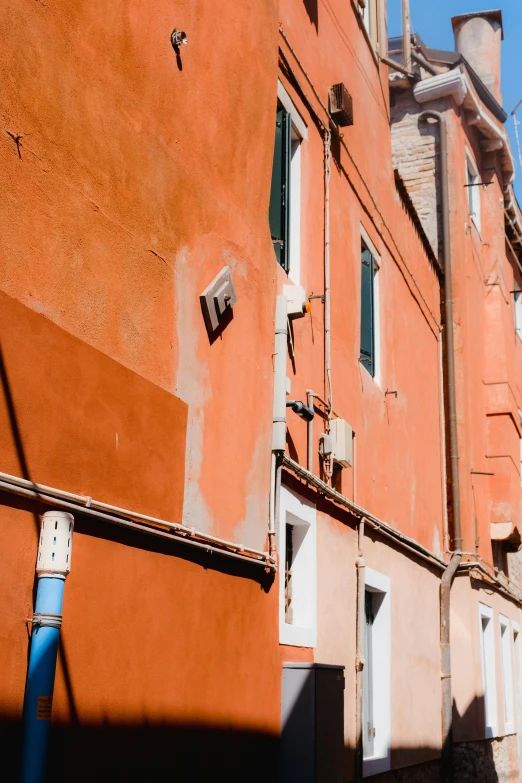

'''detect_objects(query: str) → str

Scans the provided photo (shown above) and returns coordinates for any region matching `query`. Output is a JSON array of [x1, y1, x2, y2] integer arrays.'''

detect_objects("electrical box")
[[319, 432, 333, 458], [281, 663, 345, 783], [330, 418, 353, 468], [284, 284, 308, 319], [200, 266, 237, 332]]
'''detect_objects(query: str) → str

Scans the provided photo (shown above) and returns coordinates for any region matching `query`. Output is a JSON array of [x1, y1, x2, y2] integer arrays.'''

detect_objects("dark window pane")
[[360, 245, 375, 375], [269, 105, 291, 271]]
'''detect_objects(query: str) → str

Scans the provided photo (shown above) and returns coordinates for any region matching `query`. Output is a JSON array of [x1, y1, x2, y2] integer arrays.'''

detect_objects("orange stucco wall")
[[4, 0, 522, 778], [278, 0, 445, 554], [0, 0, 284, 778]]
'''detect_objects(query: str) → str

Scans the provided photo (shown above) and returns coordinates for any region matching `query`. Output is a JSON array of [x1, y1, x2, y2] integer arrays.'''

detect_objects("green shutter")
[[269, 106, 292, 271], [360, 246, 375, 375]]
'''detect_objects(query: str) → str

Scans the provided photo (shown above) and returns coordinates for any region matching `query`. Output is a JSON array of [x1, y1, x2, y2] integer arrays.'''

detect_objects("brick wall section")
[[390, 90, 444, 261]]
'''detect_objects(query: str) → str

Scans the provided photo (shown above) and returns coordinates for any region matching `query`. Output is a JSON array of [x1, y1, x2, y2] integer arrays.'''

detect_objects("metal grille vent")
[[329, 83, 354, 127]]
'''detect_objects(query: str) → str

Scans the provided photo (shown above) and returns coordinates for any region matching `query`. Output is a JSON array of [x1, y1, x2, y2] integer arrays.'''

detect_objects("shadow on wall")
[[0, 716, 280, 783], [303, 0, 318, 31], [452, 695, 503, 783], [0, 682, 505, 781]]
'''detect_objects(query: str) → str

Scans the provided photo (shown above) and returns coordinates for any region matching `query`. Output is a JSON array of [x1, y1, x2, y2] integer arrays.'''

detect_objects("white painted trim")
[[479, 602, 498, 738], [277, 81, 308, 140], [360, 225, 380, 260], [514, 286, 522, 341], [363, 567, 391, 777], [276, 82, 305, 285], [289, 136, 301, 285], [500, 615, 515, 734], [519, 412, 522, 487], [465, 149, 482, 236], [373, 262, 381, 387], [360, 0, 371, 35], [278, 485, 317, 648]]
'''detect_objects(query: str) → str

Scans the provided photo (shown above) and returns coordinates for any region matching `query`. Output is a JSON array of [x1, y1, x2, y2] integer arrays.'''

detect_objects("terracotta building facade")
[[2, 1, 522, 782]]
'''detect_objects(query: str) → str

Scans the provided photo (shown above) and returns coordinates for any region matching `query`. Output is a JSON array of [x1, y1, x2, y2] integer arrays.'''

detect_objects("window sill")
[[274, 256, 300, 287], [363, 754, 391, 777], [359, 359, 382, 389], [280, 623, 316, 648], [469, 214, 482, 239]]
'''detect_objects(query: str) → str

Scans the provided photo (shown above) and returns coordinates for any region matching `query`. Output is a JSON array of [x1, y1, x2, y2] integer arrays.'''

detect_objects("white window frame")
[[512, 622, 522, 738], [479, 603, 498, 738], [360, 226, 381, 387], [514, 284, 522, 340], [359, 0, 371, 33], [277, 82, 307, 285], [278, 485, 316, 648], [519, 411, 522, 487], [363, 567, 391, 777], [357, 0, 384, 53], [466, 151, 481, 235], [500, 615, 515, 734]]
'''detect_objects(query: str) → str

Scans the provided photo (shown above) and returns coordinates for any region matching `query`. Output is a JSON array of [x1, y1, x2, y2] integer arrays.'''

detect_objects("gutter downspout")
[[419, 110, 463, 783], [21, 511, 74, 783], [324, 130, 333, 482], [269, 295, 288, 558], [306, 389, 314, 472], [355, 517, 366, 782]]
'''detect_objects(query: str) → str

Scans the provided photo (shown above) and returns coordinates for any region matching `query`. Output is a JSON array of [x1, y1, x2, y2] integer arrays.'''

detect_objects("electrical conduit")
[[269, 295, 288, 557], [324, 130, 333, 481], [355, 518, 366, 782]]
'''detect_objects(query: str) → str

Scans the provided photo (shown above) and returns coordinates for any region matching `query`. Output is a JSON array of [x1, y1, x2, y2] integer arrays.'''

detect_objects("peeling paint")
[[174, 247, 213, 532], [233, 431, 272, 551]]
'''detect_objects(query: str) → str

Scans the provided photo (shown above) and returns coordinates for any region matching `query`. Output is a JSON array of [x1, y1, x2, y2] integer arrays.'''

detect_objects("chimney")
[[451, 10, 503, 103]]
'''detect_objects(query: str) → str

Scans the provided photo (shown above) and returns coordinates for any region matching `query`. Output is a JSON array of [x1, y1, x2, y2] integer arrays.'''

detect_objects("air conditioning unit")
[[329, 83, 354, 127], [330, 418, 353, 468]]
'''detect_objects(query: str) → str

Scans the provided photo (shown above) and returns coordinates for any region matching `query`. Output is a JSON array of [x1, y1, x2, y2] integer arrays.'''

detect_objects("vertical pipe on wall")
[[352, 431, 357, 504], [306, 389, 314, 473], [355, 517, 366, 782], [324, 130, 333, 481], [21, 511, 74, 783], [269, 451, 276, 556], [269, 295, 288, 557], [419, 110, 463, 783], [438, 331, 450, 553]]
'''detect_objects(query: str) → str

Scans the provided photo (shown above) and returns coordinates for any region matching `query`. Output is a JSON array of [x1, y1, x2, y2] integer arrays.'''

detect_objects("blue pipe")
[[20, 576, 65, 783]]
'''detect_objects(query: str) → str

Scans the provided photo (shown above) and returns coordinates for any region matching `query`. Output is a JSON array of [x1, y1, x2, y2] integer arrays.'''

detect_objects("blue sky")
[[387, 0, 522, 200]]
